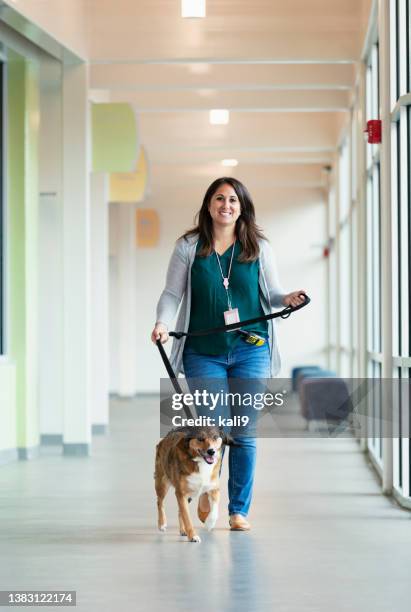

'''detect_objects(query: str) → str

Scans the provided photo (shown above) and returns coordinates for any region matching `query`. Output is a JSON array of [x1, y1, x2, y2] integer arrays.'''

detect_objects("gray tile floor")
[[1, 395, 411, 612]]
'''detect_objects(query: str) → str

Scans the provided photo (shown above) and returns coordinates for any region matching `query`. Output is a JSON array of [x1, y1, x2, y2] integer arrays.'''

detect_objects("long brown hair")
[[180, 177, 267, 262]]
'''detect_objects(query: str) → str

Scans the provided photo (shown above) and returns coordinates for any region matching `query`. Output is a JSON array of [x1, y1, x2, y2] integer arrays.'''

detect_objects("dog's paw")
[[204, 507, 218, 531], [204, 515, 217, 531], [180, 530, 187, 536], [189, 535, 201, 543], [158, 524, 167, 532]]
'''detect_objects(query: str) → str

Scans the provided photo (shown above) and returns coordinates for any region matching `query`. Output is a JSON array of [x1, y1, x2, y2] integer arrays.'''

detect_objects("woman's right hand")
[[151, 322, 169, 344]]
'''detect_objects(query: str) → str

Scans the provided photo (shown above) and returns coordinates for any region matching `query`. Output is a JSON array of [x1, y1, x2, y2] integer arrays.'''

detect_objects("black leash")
[[156, 294, 311, 419], [168, 294, 311, 339]]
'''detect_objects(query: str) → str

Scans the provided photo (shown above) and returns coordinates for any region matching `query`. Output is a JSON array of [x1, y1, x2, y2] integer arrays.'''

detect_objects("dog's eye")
[[197, 436, 205, 442]]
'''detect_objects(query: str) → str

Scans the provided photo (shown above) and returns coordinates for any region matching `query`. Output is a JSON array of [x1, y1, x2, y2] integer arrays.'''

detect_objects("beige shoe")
[[197, 493, 210, 524], [229, 514, 251, 531]]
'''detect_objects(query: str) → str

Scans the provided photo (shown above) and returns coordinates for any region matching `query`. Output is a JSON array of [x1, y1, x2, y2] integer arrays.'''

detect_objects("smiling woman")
[[151, 176, 306, 533], [183, 177, 266, 263]]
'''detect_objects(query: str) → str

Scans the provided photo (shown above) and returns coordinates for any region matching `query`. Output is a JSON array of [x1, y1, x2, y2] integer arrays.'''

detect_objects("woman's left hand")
[[282, 290, 307, 308]]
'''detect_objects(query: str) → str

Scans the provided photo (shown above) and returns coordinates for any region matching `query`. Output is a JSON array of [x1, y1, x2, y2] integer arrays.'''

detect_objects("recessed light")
[[182, 0, 206, 18], [209, 109, 229, 125], [188, 63, 210, 75], [221, 159, 238, 167]]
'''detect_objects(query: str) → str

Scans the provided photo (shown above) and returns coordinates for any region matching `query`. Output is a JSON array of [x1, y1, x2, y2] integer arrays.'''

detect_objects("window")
[[392, 106, 411, 496], [339, 137, 351, 377], [390, 0, 411, 501], [328, 185, 337, 371], [351, 202, 358, 376], [365, 40, 382, 465], [365, 44, 381, 361], [351, 97, 360, 377]]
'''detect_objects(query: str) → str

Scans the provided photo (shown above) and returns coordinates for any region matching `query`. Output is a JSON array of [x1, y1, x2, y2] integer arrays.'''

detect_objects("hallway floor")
[[1, 396, 411, 612]]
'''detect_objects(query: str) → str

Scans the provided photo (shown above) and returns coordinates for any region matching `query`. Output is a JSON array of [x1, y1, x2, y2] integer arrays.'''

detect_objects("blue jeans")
[[182, 339, 270, 517]]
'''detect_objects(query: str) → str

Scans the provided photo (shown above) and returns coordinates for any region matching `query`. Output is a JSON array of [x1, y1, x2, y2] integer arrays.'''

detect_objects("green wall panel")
[[0, 362, 16, 452], [91, 103, 138, 173], [7, 50, 40, 451]]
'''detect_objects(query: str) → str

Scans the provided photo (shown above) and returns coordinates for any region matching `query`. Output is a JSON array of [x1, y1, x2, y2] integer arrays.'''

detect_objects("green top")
[[185, 239, 268, 355]]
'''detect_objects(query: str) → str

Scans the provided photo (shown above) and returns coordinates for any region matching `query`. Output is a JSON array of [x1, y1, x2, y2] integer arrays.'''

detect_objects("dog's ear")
[[170, 431, 188, 449]]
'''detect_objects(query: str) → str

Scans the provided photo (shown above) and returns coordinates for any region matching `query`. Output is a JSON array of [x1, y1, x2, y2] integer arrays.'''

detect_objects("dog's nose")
[[207, 448, 215, 456]]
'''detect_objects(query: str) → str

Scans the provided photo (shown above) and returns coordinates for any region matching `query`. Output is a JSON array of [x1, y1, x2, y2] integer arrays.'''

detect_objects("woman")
[[151, 177, 305, 531]]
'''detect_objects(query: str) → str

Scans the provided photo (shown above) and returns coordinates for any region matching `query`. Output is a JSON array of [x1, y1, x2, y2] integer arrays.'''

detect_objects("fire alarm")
[[364, 119, 382, 144]]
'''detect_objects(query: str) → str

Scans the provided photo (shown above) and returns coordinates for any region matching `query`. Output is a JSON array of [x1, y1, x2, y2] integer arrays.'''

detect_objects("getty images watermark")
[[159, 377, 410, 438], [171, 388, 285, 427]]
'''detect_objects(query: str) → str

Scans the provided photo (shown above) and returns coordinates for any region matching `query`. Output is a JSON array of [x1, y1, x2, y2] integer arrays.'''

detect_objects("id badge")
[[224, 308, 240, 330]]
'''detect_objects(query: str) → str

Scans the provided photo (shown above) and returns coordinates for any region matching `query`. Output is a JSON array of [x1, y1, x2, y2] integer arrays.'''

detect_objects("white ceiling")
[[85, 0, 371, 62], [84, 0, 372, 180], [3, 0, 373, 183]]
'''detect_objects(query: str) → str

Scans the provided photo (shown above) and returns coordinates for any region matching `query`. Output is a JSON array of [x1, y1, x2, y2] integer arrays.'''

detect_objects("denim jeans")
[[182, 338, 271, 517]]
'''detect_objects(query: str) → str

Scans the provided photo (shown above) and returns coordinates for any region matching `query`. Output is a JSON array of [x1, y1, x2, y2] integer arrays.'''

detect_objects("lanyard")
[[214, 239, 236, 309]]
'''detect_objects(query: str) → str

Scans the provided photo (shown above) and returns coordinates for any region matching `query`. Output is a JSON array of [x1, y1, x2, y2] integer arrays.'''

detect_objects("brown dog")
[[155, 426, 232, 542]]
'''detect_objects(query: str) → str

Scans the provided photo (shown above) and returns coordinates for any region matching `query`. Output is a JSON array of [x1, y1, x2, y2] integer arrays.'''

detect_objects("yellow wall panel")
[[109, 147, 148, 203]]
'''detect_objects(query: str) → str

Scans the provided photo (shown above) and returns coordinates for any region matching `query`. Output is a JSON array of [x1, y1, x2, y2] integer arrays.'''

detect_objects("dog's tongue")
[[204, 455, 215, 464]]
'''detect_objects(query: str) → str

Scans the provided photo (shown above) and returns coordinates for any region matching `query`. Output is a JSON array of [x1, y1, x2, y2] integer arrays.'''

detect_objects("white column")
[[38, 56, 64, 445], [62, 62, 91, 455], [378, 0, 393, 494], [115, 204, 138, 397], [109, 203, 120, 394], [90, 173, 109, 433]]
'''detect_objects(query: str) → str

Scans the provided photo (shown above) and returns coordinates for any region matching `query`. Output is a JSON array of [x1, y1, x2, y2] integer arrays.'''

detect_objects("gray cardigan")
[[156, 233, 287, 377]]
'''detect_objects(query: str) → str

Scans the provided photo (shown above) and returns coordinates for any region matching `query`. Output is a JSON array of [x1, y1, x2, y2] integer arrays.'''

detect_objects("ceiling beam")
[[90, 58, 357, 66], [95, 84, 352, 92], [134, 107, 348, 113], [148, 146, 336, 152], [90, 63, 355, 92]]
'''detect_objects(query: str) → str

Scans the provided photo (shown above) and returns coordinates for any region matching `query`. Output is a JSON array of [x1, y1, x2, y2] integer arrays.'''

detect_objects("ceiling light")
[[209, 109, 229, 125], [188, 63, 210, 75], [182, 0, 206, 18], [221, 159, 238, 167]]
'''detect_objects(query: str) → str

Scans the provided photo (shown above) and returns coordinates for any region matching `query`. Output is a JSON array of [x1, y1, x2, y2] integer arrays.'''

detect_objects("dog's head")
[[173, 426, 234, 465]]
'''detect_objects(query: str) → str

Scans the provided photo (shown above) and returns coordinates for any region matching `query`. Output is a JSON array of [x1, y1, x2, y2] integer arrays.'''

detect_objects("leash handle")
[[279, 293, 311, 319]]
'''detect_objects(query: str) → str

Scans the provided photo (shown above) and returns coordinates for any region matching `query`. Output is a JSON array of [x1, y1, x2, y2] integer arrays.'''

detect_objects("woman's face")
[[208, 183, 241, 229]]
